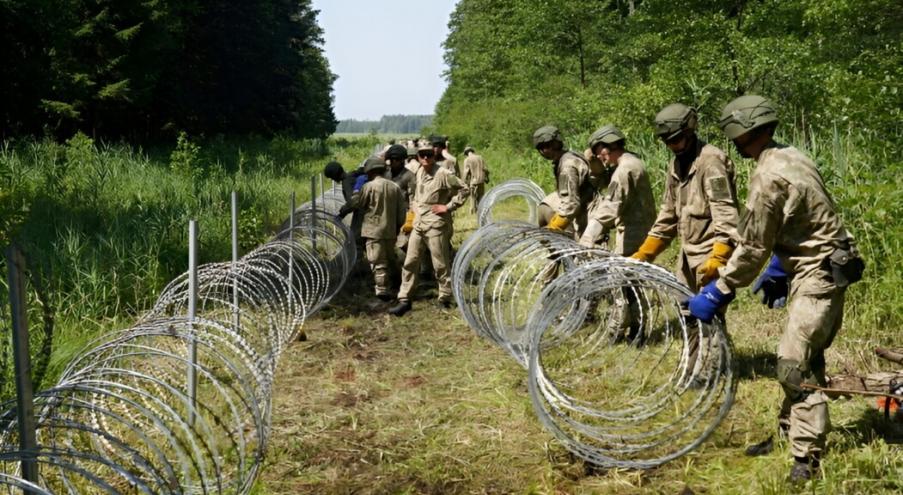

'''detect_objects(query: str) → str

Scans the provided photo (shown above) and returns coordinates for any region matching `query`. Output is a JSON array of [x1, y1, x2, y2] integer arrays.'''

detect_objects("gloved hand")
[[697, 241, 733, 284], [352, 174, 368, 192], [631, 236, 667, 263], [401, 211, 415, 234], [334, 212, 344, 221], [752, 255, 788, 308], [686, 281, 735, 323], [546, 214, 571, 232]]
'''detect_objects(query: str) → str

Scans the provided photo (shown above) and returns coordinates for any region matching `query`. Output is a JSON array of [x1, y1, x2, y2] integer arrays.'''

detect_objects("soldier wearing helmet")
[[384, 144, 416, 203], [324, 160, 367, 245], [532, 125, 596, 235], [389, 142, 470, 316], [631, 104, 740, 293], [461, 146, 489, 213], [431, 135, 459, 177], [686, 95, 863, 483], [578, 125, 656, 343], [349, 156, 406, 300]]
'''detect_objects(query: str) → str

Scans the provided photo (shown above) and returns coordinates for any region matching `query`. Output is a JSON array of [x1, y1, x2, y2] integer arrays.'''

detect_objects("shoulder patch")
[[707, 176, 731, 201]]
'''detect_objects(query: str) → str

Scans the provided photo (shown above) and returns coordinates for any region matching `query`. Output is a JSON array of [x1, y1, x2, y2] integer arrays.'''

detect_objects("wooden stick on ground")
[[801, 383, 903, 401]]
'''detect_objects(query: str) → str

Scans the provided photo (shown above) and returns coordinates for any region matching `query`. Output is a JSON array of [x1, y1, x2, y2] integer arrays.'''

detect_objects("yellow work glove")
[[630, 236, 667, 263], [697, 241, 733, 284], [402, 211, 415, 234], [546, 214, 571, 232]]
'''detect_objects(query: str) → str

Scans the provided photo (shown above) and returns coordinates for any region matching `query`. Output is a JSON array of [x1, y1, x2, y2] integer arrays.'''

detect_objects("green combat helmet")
[[588, 124, 626, 149], [654, 103, 698, 140], [363, 156, 386, 173], [533, 125, 562, 147], [718, 95, 779, 139]]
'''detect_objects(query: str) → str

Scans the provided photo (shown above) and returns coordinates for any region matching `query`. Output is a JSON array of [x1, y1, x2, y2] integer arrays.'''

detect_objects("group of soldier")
[[533, 95, 862, 483], [324, 94, 862, 483], [322, 135, 488, 316]]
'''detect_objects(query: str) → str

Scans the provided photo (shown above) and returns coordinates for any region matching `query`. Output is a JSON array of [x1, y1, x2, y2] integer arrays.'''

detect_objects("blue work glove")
[[352, 174, 368, 192], [752, 255, 788, 309], [686, 281, 735, 323]]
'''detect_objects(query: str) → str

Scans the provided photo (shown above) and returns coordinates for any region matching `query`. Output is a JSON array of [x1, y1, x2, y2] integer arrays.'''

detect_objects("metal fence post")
[[6, 245, 39, 489], [187, 220, 198, 427], [310, 176, 318, 251], [231, 191, 240, 333], [288, 192, 295, 312]]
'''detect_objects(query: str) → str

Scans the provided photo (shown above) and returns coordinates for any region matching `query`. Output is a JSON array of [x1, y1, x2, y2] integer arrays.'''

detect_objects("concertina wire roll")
[[0, 190, 354, 494], [454, 179, 735, 469]]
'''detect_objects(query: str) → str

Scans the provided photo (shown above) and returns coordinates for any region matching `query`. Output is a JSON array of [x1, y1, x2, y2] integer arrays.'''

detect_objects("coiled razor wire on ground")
[[452, 221, 735, 469], [0, 198, 354, 493], [476, 179, 546, 227]]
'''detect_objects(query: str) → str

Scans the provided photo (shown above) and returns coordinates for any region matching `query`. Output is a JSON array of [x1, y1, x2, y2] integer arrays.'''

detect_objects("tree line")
[[0, 0, 338, 140], [436, 0, 902, 150], [336, 115, 434, 134]]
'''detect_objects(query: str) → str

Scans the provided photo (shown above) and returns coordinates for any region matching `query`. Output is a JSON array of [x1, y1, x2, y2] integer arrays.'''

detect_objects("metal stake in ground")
[[288, 192, 295, 314], [231, 191, 240, 333], [5, 245, 39, 489], [187, 220, 198, 427], [310, 176, 318, 251]]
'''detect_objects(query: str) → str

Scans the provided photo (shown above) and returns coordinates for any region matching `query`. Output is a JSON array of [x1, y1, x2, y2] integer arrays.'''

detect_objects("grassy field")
[[254, 204, 902, 494], [0, 132, 900, 493]]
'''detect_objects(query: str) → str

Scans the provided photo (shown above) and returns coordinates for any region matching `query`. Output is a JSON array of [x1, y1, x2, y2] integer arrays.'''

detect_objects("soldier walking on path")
[[461, 146, 489, 214], [686, 95, 864, 483], [350, 157, 406, 301], [389, 143, 469, 316], [532, 125, 596, 237]]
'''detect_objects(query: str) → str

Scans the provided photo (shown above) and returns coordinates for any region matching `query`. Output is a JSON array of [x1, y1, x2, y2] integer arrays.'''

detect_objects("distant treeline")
[[336, 115, 434, 134], [0, 0, 337, 140]]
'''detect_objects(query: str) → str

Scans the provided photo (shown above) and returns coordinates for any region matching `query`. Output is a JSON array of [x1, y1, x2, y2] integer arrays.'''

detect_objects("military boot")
[[789, 456, 819, 483], [388, 299, 412, 317]]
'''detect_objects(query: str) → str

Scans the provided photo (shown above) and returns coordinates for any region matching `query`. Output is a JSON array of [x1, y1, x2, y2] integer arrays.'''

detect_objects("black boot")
[[744, 436, 774, 457], [388, 300, 412, 316], [789, 456, 819, 483]]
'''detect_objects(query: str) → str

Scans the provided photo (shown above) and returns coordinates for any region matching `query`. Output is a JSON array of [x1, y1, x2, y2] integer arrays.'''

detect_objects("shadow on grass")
[[734, 348, 778, 381], [834, 406, 903, 450]]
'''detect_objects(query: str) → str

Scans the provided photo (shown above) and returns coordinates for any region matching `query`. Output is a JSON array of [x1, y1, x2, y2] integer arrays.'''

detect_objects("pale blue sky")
[[311, 0, 459, 120]]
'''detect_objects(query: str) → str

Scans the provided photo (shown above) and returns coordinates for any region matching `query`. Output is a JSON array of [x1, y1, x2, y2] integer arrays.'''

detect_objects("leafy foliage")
[[0, 0, 337, 140]]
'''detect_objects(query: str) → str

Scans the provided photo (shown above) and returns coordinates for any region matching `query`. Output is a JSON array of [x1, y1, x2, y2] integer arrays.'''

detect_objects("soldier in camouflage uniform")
[[351, 157, 406, 300], [687, 95, 863, 483], [533, 125, 596, 236], [432, 136, 460, 177], [389, 143, 470, 316], [462, 146, 489, 213], [578, 125, 657, 342], [631, 104, 740, 293]]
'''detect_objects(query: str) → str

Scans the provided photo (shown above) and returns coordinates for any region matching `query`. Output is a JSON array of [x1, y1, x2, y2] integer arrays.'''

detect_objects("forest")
[[336, 114, 434, 134], [0, 0, 337, 140]]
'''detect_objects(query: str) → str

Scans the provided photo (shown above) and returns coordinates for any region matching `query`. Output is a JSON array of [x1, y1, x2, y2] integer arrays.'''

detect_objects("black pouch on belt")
[[826, 247, 865, 287]]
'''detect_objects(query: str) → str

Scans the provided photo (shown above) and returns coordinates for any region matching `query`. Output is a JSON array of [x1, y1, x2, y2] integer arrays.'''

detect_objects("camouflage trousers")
[[398, 226, 452, 301], [777, 286, 845, 458], [469, 183, 485, 214], [365, 238, 396, 297]]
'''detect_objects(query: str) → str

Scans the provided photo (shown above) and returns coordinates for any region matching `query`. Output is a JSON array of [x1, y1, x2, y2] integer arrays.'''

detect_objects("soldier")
[[432, 135, 460, 177], [324, 160, 367, 245], [350, 157, 406, 300], [686, 95, 863, 483], [385, 144, 417, 257], [578, 125, 655, 253], [461, 145, 489, 214], [532, 125, 596, 236], [578, 125, 657, 342], [630, 104, 740, 292], [389, 143, 470, 316]]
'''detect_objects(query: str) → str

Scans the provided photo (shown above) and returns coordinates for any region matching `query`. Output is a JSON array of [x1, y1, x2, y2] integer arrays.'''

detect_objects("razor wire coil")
[[452, 218, 734, 469], [0, 193, 354, 493]]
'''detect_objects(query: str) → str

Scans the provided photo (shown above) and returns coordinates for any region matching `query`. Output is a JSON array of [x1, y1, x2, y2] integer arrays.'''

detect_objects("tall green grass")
[[0, 132, 379, 397]]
